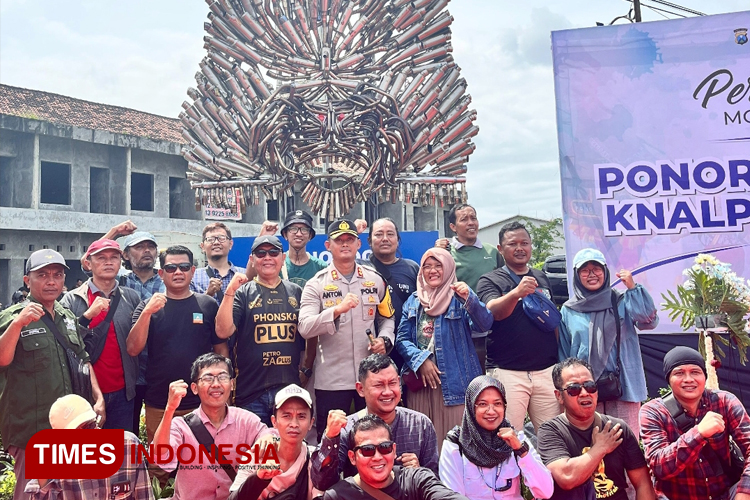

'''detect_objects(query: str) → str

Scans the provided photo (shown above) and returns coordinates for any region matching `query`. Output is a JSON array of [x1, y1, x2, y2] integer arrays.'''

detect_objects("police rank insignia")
[[324, 284, 339, 291], [288, 297, 298, 308], [324, 300, 335, 308], [363, 281, 375, 287], [368, 296, 376, 303]]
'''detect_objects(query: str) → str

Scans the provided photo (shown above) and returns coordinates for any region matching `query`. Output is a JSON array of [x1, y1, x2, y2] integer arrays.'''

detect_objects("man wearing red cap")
[[61, 239, 141, 432]]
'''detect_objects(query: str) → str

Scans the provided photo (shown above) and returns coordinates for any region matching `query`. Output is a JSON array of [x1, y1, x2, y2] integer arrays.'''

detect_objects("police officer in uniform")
[[299, 219, 396, 439]]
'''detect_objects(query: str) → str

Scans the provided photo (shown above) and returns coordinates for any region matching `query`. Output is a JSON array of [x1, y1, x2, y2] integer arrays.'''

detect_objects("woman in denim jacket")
[[396, 247, 494, 449]]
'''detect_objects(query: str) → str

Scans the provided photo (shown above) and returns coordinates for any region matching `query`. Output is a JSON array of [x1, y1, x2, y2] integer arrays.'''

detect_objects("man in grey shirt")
[[311, 355, 439, 490]]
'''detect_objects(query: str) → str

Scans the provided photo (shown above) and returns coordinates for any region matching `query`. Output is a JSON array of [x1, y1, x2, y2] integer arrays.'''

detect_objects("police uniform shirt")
[[231, 279, 304, 407]]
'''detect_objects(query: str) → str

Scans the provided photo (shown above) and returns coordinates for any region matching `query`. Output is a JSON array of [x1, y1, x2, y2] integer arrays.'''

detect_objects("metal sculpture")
[[181, 0, 477, 218]]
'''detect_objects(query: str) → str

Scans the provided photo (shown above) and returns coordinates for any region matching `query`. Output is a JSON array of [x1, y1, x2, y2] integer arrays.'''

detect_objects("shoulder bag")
[[40, 312, 94, 405], [595, 291, 623, 402], [184, 412, 237, 482], [662, 393, 744, 484], [502, 266, 561, 333]]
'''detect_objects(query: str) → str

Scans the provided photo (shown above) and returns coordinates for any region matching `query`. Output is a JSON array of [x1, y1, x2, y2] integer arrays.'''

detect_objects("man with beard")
[[311, 355, 438, 490], [118, 231, 166, 433], [366, 218, 418, 373], [477, 221, 560, 432], [537, 358, 654, 500], [0, 249, 104, 500]]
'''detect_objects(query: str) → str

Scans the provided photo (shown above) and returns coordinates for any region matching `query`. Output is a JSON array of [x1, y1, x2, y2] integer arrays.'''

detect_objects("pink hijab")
[[417, 247, 457, 316]]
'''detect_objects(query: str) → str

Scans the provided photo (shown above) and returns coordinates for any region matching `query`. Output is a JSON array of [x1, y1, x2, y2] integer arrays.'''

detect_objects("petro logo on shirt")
[[193, 313, 203, 324]]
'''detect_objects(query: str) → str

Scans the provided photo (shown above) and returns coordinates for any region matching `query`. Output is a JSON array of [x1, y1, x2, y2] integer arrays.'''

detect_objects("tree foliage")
[[522, 218, 563, 268]]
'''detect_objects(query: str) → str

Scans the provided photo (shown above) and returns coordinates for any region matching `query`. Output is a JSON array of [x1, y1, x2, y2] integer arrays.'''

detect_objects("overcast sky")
[[1, 0, 745, 227]]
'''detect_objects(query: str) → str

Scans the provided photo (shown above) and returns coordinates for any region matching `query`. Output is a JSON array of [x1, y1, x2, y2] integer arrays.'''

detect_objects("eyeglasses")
[[578, 267, 604, 277], [76, 415, 102, 430], [162, 263, 192, 273], [254, 248, 282, 258], [475, 401, 505, 411], [353, 441, 395, 457], [562, 381, 598, 397], [422, 264, 443, 272], [287, 227, 310, 235], [204, 235, 230, 244], [197, 373, 231, 385], [477, 465, 513, 492]]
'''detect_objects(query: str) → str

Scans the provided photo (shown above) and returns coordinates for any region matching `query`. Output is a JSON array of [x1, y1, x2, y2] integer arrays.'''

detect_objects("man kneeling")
[[229, 384, 321, 500], [323, 414, 468, 500]]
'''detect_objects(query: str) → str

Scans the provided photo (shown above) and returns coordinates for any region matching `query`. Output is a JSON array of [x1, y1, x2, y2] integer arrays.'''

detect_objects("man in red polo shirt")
[[61, 239, 141, 431]]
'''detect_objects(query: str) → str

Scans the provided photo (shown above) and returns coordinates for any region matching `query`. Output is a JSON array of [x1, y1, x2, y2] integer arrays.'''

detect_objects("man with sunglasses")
[[128, 245, 228, 452], [323, 414, 467, 500], [24, 394, 154, 499], [640, 346, 750, 500], [217, 235, 305, 426], [537, 358, 655, 500], [61, 239, 142, 433], [312, 354, 439, 491], [191, 222, 245, 303]]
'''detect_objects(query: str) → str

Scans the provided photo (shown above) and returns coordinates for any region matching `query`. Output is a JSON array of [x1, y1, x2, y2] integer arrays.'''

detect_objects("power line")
[[648, 0, 705, 16]]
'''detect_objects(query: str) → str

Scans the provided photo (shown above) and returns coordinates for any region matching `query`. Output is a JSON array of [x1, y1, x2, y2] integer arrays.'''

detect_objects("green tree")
[[522, 218, 563, 268]]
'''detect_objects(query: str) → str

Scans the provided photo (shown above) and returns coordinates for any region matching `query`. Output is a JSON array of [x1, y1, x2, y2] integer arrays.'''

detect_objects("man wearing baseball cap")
[[118, 230, 166, 434], [61, 240, 141, 432], [0, 249, 104, 500], [640, 346, 750, 500], [299, 219, 395, 440], [217, 235, 306, 426], [228, 384, 320, 500], [24, 394, 154, 499]]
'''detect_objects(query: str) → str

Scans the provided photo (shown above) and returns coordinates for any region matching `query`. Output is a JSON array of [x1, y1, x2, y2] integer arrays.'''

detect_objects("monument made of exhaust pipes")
[[181, 0, 478, 219]]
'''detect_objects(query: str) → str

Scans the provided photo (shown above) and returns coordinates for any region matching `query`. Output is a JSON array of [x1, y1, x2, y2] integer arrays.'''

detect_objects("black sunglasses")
[[162, 263, 192, 273], [562, 381, 598, 397], [353, 441, 395, 457], [254, 248, 282, 258]]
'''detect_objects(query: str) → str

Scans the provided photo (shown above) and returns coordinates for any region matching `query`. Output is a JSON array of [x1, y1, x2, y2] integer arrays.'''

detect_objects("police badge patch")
[[63, 317, 77, 333], [736, 28, 748, 45], [288, 296, 298, 308]]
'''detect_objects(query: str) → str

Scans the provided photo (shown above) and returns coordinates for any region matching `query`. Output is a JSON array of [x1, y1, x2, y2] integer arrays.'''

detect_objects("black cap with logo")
[[282, 210, 316, 238]]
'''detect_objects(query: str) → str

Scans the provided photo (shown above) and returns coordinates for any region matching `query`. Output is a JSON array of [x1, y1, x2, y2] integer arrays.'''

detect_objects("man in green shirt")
[[0, 249, 104, 500], [436, 204, 503, 369]]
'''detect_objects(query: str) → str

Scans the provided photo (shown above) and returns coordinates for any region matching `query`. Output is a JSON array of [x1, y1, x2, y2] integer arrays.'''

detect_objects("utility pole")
[[633, 0, 643, 21]]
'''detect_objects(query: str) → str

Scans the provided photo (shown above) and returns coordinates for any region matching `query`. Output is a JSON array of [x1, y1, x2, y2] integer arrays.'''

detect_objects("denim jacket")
[[396, 289, 494, 406]]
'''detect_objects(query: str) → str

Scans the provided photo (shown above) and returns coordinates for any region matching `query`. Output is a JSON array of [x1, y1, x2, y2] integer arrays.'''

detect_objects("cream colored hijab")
[[417, 247, 457, 316]]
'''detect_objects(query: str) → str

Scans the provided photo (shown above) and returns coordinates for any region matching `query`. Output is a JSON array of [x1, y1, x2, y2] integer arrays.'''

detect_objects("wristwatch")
[[513, 441, 530, 457], [299, 366, 313, 378]]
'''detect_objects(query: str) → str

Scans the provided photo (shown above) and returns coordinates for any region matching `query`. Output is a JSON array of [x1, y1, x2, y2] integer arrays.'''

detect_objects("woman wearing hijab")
[[559, 248, 659, 434], [396, 247, 494, 447], [439, 376, 553, 500]]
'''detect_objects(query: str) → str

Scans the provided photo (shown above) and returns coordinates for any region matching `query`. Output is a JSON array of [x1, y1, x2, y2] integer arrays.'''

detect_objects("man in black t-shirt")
[[537, 358, 655, 500], [216, 235, 305, 427], [477, 221, 560, 432], [127, 245, 227, 445]]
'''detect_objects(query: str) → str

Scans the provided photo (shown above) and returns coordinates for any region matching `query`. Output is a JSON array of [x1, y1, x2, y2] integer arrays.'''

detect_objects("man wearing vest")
[[640, 346, 750, 500], [217, 235, 305, 427], [61, 239, 141, 432], [0, 249, 104, 500]]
